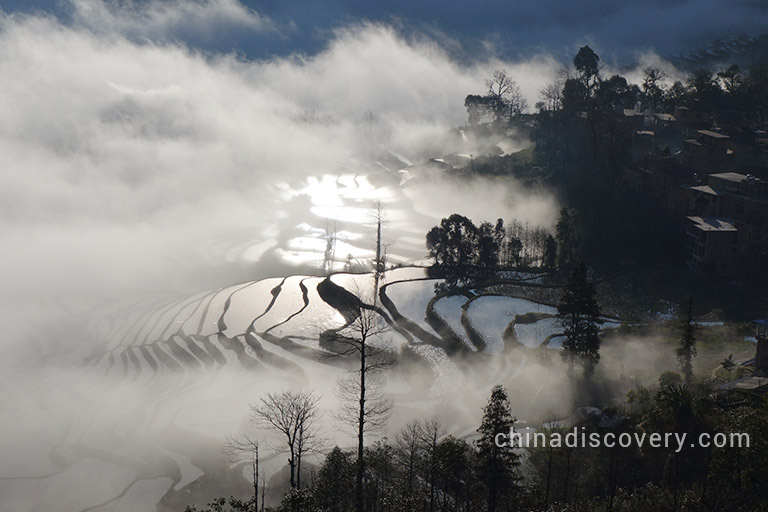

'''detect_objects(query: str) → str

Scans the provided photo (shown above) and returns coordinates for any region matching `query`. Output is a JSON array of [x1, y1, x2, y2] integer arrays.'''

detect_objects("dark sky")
[[1, 0, 766, 64]]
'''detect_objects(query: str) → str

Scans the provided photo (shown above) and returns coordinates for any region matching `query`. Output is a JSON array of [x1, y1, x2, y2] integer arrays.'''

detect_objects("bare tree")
[[486, 70, 527, 124], [330, 304, 394, 512], [370, 200, 388, 304], [539, 81, 563, 111], [251, 390, 322, 490], [295, 406, 323, 490], [260, 476, 266, 511], [419, 417, 446, 512], [322, 218, 337, 275], [394, 420, 423, 495], [224, 434, 260, 511]]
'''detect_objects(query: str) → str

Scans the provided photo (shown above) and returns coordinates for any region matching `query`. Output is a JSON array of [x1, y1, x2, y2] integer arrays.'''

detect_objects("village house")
[[682, 129, 734, 169], [652, 113, 677, 130], [718, 320, 768, 395], [681, 172, 768, 279], [674, 106, 711, 131], [685, 216, 740, 277], [729, 127, 768, 170]]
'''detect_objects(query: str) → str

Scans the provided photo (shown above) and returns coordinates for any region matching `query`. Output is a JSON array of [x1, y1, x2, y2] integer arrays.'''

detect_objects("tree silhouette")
[[641, 67, 667, 112], [476, 385, 520, 512], [223, 435, 260, 512], [312, 447, 356, 512], [555, 207, 579, 269], [426, 214, 480, 283], [676, 296, 697, 385], [574, 45, 600, 89], [330, 304, 394, 512], [558, 261, 603, 379], [485, 69, 527, 127], [250, 390, 322, 490]]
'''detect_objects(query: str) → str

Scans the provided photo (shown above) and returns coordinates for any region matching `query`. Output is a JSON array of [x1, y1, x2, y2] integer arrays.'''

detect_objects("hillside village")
[[629, 108, 768, 281], [440, 47, 768, 295]]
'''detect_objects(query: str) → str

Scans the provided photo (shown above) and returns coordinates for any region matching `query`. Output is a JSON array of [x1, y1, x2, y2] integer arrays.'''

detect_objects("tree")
[[676, 296, 697, 385], [434, 436, 475, 512], [555, 208, 579, 268], [363, 440, 396, 510], [426, 214, 479, 283], [558, 261, 603, 379], [540, 81, 563, 111], [251, 390, 322, 490], [394, 420, 423, 498], [323, 218, 338, 275], [493, 218, 506, 249], [743, 65, 768, 124], [626, 384, 653, 416], [597, 75, 639, 112], [721, 353, 736, 381], [718, 64, 742, 98], [507, 237, 523, 267], [223, 435, 260, 512], [568, 46, 602, 171], [485, 69, 527, 127], [330, 305, 394, 512], [648, 383, 708, 506], [659, 370, 683, 389], [641, 67, 667, 112], [573, 45, 600, 89], [370, 200, 388, 304], [562, 77, 588, 113], [687, 69, 722, 110], [476, 385, 520, 512], [665, 80, 687, 110], [417, 417, 446, 512], [543, 234, 557, 269], [477, 221, 501, 272], [312, 447, 356, 512]]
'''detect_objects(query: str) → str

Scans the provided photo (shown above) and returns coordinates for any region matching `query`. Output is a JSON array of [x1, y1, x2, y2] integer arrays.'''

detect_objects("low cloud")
[[0, 4, 731, 508], [0, 4, 562, 360]]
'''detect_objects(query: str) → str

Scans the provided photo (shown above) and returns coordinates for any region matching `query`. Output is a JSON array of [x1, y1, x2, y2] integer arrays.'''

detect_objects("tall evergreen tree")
[[558, 261, 603, 379], [434, 436, 475, 511], [543, 234, 557, 269], [313, 447, 356, 512], [574, 45, 600, 89], [676, 296, 697, 385], [476, 385, 520, 512], [555, 208, 578, 269]]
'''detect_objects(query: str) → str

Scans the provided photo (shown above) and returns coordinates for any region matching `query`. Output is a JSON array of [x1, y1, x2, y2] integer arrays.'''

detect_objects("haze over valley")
[[2, 2, 767, 511]]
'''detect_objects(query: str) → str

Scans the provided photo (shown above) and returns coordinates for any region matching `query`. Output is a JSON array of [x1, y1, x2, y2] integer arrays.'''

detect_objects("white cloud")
[[621, 52, 689, 87], [0, 4, 562, 362], [66, 0, 271, 40]]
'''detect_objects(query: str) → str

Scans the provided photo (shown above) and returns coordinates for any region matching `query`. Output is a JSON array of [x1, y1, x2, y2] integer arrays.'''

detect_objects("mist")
[[0, 5, 563, 354], [0, 0, 745, 510], [0, 2, 564, 507]]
